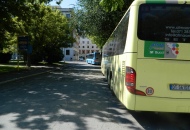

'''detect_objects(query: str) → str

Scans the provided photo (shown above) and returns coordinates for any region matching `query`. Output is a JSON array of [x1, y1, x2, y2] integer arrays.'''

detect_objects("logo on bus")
[[144, 41, 179, 58], [167, 43, 179, 55]]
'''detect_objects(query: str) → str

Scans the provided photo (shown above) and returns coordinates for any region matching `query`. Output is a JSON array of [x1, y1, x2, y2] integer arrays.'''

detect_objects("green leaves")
[[70, 0, 127, 48], [99, 0, 124, 12], [1, 0, 74, 63], [0, 0, 50, 50]]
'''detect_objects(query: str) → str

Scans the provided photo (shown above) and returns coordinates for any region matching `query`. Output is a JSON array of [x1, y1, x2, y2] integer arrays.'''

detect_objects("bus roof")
[[132, 0, 190, 5]]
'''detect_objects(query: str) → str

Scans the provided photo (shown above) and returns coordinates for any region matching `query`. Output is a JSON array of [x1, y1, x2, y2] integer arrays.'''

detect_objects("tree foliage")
[[18, 4, 74, 64], [71, 0, 133, 49], [0, 0, 47, 47], [99, 0, 124, 12], [0, 0, 74, 64], [25, 4, 74, 64], [0, 0, 63, 50]]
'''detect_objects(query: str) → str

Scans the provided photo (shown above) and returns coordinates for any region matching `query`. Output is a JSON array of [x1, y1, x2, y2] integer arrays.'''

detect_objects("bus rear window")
[[138, 4, 190, 43]]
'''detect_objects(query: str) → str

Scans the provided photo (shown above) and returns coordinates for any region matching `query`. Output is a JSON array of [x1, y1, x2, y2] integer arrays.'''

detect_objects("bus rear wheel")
[[108, 71, 113, 90]]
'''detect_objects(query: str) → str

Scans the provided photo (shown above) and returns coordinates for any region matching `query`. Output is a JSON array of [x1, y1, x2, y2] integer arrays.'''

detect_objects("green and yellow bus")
[[101, 0, 190, 113]]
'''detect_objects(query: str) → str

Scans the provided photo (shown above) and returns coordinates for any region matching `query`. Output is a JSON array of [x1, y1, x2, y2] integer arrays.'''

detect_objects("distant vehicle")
[[79, 56, 84, 61], [86, 52, 101, 65], [86, 53, 93, 64], [101, 0, 190, 113]]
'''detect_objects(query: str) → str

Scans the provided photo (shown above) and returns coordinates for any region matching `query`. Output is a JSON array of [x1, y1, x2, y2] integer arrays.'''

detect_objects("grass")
[[0, 60, 28, 74], [0, 66, 21, 73], [53, 62, 67, 66], [0, 60, 66, 74]]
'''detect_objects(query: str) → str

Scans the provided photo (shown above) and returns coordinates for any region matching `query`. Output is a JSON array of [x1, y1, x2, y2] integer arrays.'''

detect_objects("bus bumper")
[[135, 96, 190, 113]]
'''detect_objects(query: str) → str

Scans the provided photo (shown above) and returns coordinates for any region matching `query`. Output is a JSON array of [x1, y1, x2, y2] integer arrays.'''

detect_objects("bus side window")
[[114, 11, 130, 55]]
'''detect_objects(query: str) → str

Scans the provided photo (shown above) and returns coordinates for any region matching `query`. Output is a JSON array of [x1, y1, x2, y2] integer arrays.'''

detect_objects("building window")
[[87, 46, 89, 48], [79, 46, 80, 48], [92, 46, 94, 48], [82, 50, 85, 54], [87, 50, 90, 53], [83, 46, 85, 48], [91, 50, 94, 53], [82, 41, 85, 44], [66, 14, 71, 18], [66, 50, 70, 55], [87, 41, 89, 44]]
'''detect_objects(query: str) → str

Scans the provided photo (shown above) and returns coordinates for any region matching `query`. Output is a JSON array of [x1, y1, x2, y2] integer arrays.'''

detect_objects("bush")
[[0, 52, 12, 63], [30, 47, 63, 65], [30, 52, 43, 65], [46, 49, 63, 64]]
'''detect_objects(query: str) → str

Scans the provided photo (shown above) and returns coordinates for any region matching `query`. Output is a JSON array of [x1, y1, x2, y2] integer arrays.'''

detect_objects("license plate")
[[170, 84, 190, 91]]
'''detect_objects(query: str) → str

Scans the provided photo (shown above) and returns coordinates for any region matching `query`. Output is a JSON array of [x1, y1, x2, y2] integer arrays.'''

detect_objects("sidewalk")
[[0, 65, 57, 85]]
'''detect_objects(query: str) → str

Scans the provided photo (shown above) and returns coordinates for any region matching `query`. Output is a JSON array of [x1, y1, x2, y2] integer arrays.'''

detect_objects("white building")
[[61, 31, 80, 61]]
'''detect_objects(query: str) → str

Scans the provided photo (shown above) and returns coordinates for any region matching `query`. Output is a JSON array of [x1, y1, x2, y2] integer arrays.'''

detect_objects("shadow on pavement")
[[0, 62, 140, 130]]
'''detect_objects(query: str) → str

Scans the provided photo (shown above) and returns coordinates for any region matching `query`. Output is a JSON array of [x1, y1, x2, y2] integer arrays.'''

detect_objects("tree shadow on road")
[[130, 110, 190, 130], [0, 63, 141, 130]]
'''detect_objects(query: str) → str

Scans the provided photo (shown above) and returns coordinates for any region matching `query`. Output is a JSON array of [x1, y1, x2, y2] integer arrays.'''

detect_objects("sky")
[[49, 0, 78, 8]]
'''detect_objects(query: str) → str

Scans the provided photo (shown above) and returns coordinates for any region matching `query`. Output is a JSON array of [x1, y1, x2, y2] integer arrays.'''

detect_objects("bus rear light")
[[126, 67, 146, 96], [126, 67, 136, 87]]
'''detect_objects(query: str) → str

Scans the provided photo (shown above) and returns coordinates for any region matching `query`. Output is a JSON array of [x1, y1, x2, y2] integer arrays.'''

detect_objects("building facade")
[[78, 37, 100, 60], [61, 31, 80, 61]]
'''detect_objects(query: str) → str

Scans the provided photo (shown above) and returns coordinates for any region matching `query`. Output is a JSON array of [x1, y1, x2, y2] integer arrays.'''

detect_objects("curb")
[[0, 70, 52, 85]]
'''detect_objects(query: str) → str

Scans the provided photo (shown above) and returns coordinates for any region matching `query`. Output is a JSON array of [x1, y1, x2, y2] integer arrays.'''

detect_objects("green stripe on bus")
[[146, 0, 166, 3]]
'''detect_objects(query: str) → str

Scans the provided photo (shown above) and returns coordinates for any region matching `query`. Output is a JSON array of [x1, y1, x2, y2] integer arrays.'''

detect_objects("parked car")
[[79, 56, 84, 61]]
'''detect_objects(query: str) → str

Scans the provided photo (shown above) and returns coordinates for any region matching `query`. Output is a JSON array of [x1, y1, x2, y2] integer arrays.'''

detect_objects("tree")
[[18, 3, 74, 64], [99, 0, 134, 12], [70, 0, 131, 49], [99, 0, 124, 11], [0, 0, 63, 50], [2, 2, 74, 64]]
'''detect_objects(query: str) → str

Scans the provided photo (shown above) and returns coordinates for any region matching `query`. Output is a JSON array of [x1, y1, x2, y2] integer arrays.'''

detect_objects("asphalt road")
[[0, 61, 190, 130]]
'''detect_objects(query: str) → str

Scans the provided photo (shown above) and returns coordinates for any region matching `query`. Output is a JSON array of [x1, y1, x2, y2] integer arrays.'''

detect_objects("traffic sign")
[[27, 44, 32, 54], [18, 36, 29, 50]]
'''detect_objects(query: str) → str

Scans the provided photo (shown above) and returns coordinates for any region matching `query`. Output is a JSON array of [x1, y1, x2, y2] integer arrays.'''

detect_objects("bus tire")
[[106, 70, 109, 81], [108, 71, 112, 90]]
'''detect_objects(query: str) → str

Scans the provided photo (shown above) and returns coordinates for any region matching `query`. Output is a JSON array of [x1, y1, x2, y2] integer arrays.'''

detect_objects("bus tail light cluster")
[[125, 67, 146, 96]]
